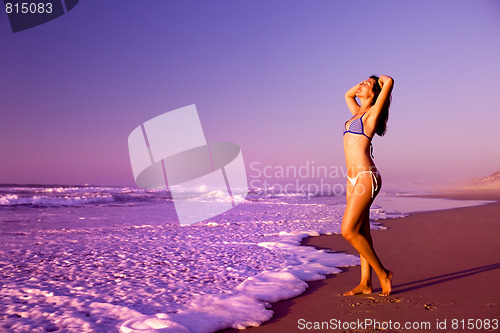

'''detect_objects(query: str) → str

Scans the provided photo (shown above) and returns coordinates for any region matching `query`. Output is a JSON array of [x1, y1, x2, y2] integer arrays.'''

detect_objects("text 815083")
[[5, 2, 53, 14]]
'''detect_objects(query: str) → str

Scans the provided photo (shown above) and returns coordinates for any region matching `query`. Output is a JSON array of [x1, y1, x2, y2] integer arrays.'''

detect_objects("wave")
[[0, 193, 115, 207], [0, 184, 347, 209], [0, 185, 173, 208]]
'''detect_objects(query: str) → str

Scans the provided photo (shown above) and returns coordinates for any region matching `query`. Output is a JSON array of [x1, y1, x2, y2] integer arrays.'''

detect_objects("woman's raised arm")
[[371, 75, 394, 115], [345, 83, 361, 115]]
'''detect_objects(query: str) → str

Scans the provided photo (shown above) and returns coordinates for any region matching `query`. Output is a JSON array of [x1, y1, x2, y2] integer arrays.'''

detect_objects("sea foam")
[[120, 231, 358, 333]]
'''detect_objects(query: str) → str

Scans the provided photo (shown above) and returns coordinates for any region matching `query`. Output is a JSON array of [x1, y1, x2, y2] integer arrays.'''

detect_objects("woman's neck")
[[358, 97, 374, 113]]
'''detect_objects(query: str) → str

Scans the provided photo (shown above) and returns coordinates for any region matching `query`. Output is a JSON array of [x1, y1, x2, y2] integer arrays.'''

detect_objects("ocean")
[[0, 184, 490, 332]]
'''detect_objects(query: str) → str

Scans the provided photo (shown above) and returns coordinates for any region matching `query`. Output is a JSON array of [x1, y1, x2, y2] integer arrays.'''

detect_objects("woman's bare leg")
[[360, 212, 373, 286], [343, 208, 373, 295], [341, 174, 392, 296]]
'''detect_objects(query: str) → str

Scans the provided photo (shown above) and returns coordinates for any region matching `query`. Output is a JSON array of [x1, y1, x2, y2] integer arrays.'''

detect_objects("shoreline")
[[416, 189, 500, 201], [222, 190, 500, 332]]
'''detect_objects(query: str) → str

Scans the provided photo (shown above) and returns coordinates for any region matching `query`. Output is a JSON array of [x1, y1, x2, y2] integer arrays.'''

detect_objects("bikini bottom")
[[347, 171, 380, 198]]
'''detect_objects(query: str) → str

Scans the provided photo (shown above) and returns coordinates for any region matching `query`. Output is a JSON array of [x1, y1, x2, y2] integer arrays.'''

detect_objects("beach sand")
[[222, 190, 500, 332]]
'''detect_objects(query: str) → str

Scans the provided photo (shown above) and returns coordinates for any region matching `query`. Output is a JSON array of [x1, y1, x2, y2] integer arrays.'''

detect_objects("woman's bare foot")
[[378, 270, 393, 296], [342, 283, 372, 296]]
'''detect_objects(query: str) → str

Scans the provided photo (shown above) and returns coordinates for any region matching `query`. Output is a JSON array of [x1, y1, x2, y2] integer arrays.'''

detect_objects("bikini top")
[[343, 112, 375, 157], [343, 112, 371, 140]]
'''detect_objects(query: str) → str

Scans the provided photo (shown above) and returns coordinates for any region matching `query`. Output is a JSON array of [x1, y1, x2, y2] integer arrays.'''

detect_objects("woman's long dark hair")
[[369, 75, 391, 136]]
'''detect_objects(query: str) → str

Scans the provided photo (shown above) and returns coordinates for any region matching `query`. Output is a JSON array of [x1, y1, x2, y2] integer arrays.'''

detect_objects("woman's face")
[[355, 78, 377, 98]]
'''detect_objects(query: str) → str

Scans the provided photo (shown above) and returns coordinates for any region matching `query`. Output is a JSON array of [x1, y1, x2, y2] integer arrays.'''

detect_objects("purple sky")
[[1, 1, 499, 190]]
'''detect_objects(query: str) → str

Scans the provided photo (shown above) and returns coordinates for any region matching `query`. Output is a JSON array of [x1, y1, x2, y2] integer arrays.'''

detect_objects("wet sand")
[[222, 190, 500, 332]]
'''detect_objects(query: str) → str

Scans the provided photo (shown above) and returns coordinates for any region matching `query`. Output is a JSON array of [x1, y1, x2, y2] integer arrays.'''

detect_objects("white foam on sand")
[[120, 231, 358, 333], [0, 193, 359, 333]]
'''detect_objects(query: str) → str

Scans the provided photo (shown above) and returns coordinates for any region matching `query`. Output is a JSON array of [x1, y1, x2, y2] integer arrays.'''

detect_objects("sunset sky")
[[1, 1, 499, 191]]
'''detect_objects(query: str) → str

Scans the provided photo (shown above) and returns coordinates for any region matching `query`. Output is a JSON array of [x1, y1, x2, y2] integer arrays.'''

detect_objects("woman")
[[341, 74, 394, 296]]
